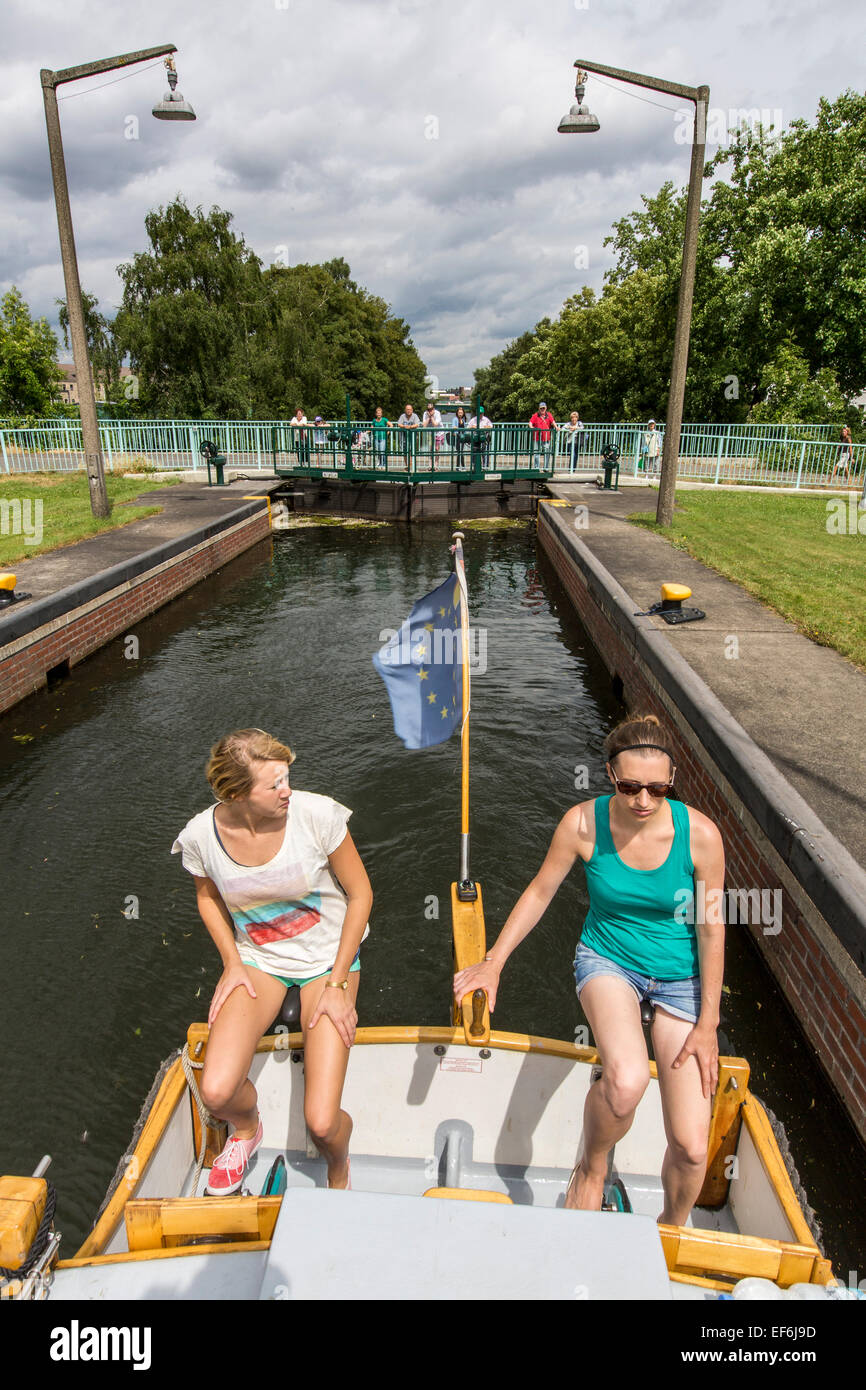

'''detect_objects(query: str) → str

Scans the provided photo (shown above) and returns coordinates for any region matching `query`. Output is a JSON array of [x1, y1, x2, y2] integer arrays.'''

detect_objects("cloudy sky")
[[2, 0, 863, 388]]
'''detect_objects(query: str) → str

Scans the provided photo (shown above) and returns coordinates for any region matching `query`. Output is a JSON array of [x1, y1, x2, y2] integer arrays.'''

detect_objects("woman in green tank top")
[[453, 714, 725, 1227]]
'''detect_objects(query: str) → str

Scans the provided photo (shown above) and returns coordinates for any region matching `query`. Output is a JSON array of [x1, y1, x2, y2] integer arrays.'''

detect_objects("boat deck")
[[50, 1184, 721, 1301], [182, 1145, 740, 1239]]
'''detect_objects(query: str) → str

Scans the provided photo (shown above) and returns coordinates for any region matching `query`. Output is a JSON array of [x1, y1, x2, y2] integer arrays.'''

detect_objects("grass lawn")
[[0, 472, 181, 567], [628, 490, 866, 671]]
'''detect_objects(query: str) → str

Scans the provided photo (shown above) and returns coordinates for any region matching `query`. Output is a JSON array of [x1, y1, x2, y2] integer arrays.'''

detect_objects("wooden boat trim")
[[451, 883, 491, 1044], [697, 1057, 749, 1207], [740, 1094, 821, 1253], [74, 1058, 188, 1259], [71, 1027, 830, 1285], [668, 1270, 734, 1293], [658, 1223, 830, 1287], [57, 1241, 270, 1270], [125, 1195, 282, 1251]]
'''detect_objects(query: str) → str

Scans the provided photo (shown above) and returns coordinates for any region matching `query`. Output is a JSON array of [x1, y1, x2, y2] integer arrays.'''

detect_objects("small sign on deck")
[[439, 1056, 483, 1074]]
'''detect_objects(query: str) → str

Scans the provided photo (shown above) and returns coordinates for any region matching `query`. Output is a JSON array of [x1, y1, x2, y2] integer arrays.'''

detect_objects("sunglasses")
[[610, 768, 676, 799]]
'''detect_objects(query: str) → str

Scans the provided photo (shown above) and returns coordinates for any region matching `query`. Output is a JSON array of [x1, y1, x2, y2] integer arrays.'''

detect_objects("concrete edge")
[[0, 496, 270, 649], [538, 501, 866, 974]]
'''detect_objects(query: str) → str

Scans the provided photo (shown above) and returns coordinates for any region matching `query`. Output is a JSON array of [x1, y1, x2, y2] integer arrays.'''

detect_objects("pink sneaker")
[[205, 1119, 263, 1195]]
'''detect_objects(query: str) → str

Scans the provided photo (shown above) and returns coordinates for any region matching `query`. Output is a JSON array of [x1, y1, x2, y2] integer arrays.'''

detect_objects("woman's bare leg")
[[200, 969, 287, 1137], [300, 972, 360, 1188], [565, 976, 650, 1210], [651, 1007, 713, 1226]]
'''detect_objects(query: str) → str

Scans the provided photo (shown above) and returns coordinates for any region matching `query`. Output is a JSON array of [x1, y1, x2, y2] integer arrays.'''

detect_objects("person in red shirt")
[[529, 402, 557, 470]]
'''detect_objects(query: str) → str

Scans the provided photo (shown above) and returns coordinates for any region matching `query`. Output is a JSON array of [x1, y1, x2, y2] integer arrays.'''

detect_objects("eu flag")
[[373, 574, 463, 749]]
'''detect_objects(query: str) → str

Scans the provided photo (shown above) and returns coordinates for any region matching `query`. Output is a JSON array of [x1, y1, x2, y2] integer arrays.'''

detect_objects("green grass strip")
[[628, 490, 866, 671], [0, 472, 181, 567]]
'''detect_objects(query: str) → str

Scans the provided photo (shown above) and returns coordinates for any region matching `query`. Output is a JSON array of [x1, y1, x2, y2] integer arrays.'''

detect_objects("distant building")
[[55, 361, 136, 406]]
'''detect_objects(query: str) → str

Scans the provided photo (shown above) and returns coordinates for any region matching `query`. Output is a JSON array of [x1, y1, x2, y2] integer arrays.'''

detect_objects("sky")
[[1, 0, 863, 389]]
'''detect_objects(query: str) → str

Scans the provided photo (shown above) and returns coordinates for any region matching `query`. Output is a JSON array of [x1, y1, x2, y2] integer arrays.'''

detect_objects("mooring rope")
[[181, 1043, 213, 1197], [0, 1182, 57, 1282]]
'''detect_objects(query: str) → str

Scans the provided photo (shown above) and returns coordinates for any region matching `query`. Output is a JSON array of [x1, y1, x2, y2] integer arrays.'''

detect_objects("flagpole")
[[451, 531, 477, 902]]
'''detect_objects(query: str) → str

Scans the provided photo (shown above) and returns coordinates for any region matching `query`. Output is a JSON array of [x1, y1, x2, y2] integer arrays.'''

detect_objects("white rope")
[[180, 1043, 212, 1197]]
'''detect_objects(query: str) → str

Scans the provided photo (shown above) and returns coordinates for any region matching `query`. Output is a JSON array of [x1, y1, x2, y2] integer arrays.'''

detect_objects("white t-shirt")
[[171, 790, 369, 980]]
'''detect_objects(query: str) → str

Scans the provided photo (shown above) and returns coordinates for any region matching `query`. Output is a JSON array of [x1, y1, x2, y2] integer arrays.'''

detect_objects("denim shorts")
[[573, 943, 701, 1024]]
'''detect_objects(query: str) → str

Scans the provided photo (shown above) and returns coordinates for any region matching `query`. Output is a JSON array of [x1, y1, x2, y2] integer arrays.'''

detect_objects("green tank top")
[[580, 795, 698, 979]]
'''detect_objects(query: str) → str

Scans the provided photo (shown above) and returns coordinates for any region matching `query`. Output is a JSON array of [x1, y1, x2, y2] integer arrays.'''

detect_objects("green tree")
[[0, 287, 62, 416], [56, 288, 134, 414], [113, 199, 267, 417], [472, 90, 866, 423], [114, 201, 428, 418], [261, 257, 426, 418], [747, 340, 857, 426], [705, 91, 866, 400], [57, 289, 123, 393]]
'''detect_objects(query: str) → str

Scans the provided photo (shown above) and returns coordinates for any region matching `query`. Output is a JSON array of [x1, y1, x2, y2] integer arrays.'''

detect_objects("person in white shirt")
[[423, 401, 445, 465], [290, 408, 309, 464], [172, 728, 372, 1195], [468, 409, 492, 468], [643, 420, 662, 475], [564, 411, 586, 470]]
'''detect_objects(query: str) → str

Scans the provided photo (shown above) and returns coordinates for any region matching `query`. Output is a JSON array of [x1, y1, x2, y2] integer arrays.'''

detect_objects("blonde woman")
[[454, 714, 725, 1225], [172, 729, 372, 1194]]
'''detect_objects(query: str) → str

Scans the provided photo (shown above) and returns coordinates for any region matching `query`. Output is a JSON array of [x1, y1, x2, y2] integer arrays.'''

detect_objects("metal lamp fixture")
[[152, 57, 196, 121], [557, 57, 710, 528], [557, 70, 600, 134], [42, 43, 195, 518]]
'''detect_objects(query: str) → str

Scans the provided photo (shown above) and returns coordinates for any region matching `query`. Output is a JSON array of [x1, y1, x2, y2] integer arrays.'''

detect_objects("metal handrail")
[[0, 417, 859, 490]]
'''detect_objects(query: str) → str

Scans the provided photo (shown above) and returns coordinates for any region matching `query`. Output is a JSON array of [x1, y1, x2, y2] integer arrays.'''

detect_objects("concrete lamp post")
[[558, 60, 709, 528], [41, 47, 195, 519]]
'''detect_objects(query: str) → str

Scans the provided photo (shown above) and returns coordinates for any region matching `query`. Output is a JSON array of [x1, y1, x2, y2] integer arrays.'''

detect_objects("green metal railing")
[[270, 422, 549, 481], [0, 416, 859, 492]]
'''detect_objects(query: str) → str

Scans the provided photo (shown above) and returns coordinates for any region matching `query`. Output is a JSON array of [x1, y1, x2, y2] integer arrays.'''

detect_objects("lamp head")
[[558, 68, 599, 134], [152, 56, 196, 121]]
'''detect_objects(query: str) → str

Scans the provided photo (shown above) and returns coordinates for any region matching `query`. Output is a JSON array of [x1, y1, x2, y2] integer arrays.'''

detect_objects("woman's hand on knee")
[[672, 1022, 719, 1099], [208, 963, 257, 1025], [308, 989, 358, 1049]]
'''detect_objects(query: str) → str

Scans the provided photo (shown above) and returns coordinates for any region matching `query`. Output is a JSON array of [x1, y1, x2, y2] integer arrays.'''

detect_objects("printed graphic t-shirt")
[[171, 790, 369, 980]]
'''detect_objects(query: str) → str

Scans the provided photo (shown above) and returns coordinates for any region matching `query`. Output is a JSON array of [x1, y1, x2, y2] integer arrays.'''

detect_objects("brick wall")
[[0, 510, 271, 716], [538, 508, 866, 1144]]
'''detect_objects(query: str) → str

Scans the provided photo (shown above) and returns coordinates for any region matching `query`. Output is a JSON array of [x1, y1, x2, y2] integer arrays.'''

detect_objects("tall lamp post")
[[41, 46, 195, 518], [558, 61, 709, 528]]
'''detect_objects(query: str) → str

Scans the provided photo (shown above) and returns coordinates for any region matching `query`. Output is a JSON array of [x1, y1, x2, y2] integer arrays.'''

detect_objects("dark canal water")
[[1, 518, 864, 1275]]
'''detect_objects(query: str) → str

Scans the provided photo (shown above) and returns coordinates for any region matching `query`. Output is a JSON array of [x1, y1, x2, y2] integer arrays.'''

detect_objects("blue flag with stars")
[[373, 574, 463, 749]]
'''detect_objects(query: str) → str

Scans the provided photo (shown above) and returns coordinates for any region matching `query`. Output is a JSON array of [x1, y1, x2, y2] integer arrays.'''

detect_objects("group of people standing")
[[172, 712, 726, 1230], [285, 402, 672, 476]]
